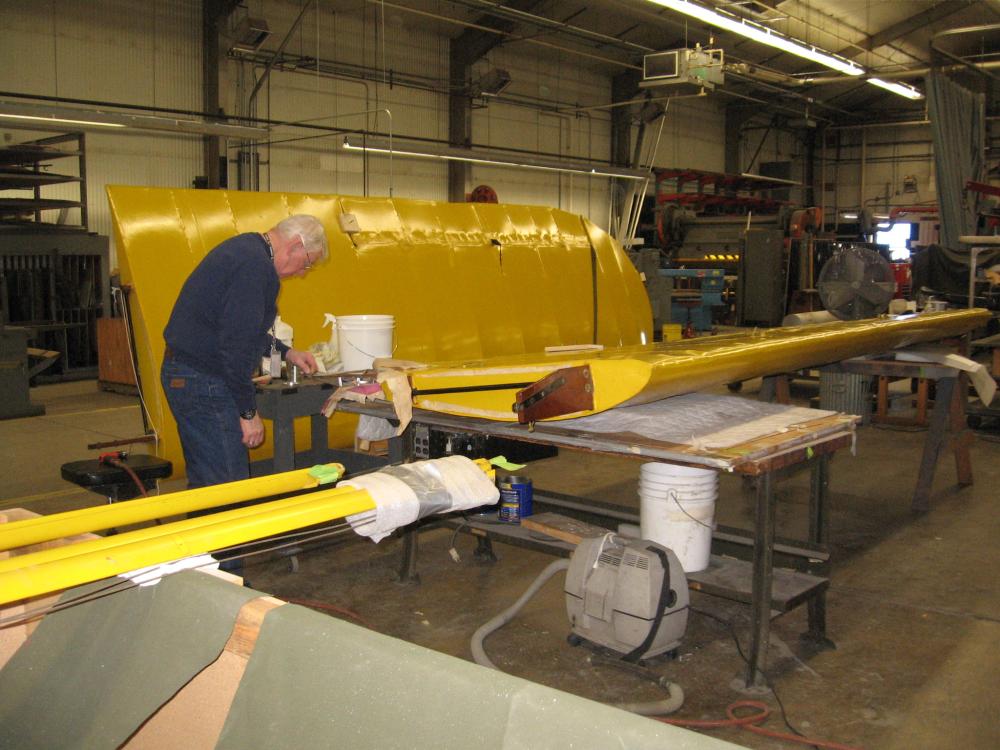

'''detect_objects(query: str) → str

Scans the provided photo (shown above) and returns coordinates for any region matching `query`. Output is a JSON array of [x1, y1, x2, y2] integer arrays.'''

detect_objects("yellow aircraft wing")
[[407, 309, 991, 422]]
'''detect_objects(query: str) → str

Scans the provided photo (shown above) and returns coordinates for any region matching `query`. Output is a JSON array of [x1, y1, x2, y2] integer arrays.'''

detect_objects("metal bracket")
[[513, 365, 594, 424]]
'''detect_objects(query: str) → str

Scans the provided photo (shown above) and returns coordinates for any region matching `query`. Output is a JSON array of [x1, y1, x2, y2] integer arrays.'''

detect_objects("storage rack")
[[0, 131, 109, 380], [0, 133, 88, 231]]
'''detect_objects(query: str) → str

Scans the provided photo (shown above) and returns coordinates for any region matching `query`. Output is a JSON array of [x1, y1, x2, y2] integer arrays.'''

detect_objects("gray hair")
[[275, 214, 329, 262]]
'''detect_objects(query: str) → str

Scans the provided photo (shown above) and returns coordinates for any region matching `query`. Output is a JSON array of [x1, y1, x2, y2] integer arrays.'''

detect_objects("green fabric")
[[218, 605, 732, 750], [490, 455, 527, 471], [308, 464, 343, 485], [0, 571, 259, 750]]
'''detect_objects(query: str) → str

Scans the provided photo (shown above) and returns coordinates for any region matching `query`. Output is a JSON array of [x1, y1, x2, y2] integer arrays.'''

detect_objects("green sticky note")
[[490, 455, 527, 471], [309, 464, 342, 485], [806, 446, 814, 459]]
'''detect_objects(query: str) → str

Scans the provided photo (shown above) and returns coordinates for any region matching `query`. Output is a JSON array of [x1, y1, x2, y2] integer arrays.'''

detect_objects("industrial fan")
[[817, 245, 896, 320]]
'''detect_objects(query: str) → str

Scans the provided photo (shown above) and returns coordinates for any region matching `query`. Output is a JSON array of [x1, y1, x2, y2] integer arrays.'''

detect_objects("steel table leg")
[[272, 411, 295, 473], [397, 528, 421, 584], [745, 472, 774, 688], [309, 413, 328, 465], [805, 454, 835, 649], [395, 424, 420, 583]]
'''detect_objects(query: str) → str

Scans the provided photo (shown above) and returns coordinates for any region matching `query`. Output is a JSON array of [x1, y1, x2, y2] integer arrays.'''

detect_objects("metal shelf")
[[0, 133, 89, 231]]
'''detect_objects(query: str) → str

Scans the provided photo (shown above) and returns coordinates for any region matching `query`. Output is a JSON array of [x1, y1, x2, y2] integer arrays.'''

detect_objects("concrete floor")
[[2, 379, 999, 749]]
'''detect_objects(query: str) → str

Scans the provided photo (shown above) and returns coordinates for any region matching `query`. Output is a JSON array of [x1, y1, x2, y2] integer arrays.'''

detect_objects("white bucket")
[[639, 462, 716, 573], [336, 314, 395, 371], [641, 463, 713, 480]]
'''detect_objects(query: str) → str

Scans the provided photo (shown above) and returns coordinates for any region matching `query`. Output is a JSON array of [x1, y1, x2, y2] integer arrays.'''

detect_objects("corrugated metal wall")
[[0, 0, 736, 261], [0, 0, 202, 252]]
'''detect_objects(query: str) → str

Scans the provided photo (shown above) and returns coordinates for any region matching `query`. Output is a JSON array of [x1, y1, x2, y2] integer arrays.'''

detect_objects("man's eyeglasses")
[[298, 235, 317, 270]]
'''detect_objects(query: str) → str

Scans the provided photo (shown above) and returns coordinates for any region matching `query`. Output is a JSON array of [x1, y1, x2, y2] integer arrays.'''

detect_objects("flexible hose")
[[616, 681, 685, 715], [104, 457, 149, 498], [470, 558, 570, 671], [659, 700, 864, 750], [469, 557, 685, 716]]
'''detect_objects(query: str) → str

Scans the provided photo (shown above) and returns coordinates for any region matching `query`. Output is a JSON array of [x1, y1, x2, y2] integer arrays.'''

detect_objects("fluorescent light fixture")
[[867, 78, 923, 100], [0, 100, 268, 139], [0, 113, 125, 128], [342, 136, 649, 180], [647, 0, 864, 77]]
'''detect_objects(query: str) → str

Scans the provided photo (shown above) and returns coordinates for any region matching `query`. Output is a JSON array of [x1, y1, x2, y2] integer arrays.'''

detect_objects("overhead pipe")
[[365, 0, 641, 71], [930, 24, 1000, 83], [451, 0, 655, 55], [247, 0, 317, 110]]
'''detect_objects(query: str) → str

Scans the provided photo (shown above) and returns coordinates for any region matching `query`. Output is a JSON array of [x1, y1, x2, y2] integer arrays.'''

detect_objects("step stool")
[[61, 455, 173, 502]]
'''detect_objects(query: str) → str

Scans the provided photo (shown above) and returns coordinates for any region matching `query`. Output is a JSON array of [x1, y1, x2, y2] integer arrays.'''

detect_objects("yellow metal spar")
[[0, 483, 376, 606], [0, 466, 341, 552], [407, 310, 991, 421], [0, 459, 495, 606]]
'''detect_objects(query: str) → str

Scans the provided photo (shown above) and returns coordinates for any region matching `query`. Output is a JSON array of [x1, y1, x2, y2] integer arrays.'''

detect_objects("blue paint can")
[[498, 475, 533, 523]]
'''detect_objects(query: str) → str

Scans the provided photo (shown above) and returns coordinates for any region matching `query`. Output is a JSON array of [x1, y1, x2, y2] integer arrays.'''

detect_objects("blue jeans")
[[161, 356, 249, 579], [161, 357, 249, 488]]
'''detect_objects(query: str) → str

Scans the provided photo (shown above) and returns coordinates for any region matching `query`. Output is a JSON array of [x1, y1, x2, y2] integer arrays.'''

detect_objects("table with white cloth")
[[337, 394, 858, 688]]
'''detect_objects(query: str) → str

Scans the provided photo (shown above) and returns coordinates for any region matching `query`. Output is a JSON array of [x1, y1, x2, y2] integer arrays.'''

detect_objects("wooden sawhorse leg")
[[912, 375, 973, 513]]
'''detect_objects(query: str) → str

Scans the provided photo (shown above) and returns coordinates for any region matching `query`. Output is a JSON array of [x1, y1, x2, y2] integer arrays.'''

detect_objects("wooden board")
[[520, 512, 609, 545]]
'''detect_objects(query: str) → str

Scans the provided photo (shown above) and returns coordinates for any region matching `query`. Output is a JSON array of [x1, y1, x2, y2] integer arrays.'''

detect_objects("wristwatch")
[[240, 408, 257, 420]]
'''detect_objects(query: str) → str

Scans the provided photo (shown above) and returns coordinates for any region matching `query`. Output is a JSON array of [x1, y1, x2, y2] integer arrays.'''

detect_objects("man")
[[161, 214, 328, 489]]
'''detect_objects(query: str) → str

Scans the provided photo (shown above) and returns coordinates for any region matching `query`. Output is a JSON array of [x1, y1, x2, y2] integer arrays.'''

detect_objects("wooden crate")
[[97, 317, 138, 391]]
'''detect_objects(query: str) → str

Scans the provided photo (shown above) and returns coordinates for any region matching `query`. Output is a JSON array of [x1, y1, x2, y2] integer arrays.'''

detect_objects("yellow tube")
[[0, 479, 358, 576], [0, 485, 376, 606], [0, 465, 341, 552]]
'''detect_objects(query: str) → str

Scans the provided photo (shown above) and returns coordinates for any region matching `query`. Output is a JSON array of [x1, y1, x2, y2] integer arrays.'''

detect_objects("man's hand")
[[285, 347, 319, 375], [240, 413, 265, 449]]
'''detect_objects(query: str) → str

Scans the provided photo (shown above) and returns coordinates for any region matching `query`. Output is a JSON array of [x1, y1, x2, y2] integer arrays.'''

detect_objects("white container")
[[639, 476, 717, 493], [641, 463, 713, 479], [639, 463, 717, 572], [335, 315, 395, 371]]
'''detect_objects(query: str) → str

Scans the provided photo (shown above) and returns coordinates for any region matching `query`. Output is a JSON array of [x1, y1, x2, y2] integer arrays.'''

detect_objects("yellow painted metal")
[[0, 466, 341, 552], [107, 187, 650, 478], [0, 485, 376, 606], [408, 309, 991, 421]]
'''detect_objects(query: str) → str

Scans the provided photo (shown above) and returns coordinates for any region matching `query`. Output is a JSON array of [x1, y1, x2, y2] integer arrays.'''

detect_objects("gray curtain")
[[926, 72, 986, 252]]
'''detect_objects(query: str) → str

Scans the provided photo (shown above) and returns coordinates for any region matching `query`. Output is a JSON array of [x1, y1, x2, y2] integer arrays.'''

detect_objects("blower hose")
[[471, 558, 569, 671], [469, 557, 685, 716]]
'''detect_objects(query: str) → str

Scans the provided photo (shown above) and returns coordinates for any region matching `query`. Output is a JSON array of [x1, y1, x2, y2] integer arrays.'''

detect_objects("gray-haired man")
[[162, 214, 329, 487]]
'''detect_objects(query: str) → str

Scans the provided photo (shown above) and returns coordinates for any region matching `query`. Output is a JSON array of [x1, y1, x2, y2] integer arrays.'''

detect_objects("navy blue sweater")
[[164, 232, 287, 413]]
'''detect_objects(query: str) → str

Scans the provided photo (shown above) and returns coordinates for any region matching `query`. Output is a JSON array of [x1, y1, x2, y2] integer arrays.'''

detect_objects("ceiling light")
[[0, 113, 125, 128], [0, 100, 268, 138], [647, 0, 864, 77], [342, 136, 649, 180], [867, 78, 924, 100]]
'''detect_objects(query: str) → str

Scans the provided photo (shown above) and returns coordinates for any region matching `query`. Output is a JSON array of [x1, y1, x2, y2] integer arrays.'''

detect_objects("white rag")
[[341, 472, 420, 542], [412, 455, 500, 513], [341, 456, 499, 542], [121, 554, 219, 587]]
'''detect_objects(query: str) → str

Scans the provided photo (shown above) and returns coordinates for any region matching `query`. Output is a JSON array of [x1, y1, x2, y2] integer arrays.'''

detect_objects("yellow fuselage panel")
[[107, 186, 651, 476]]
